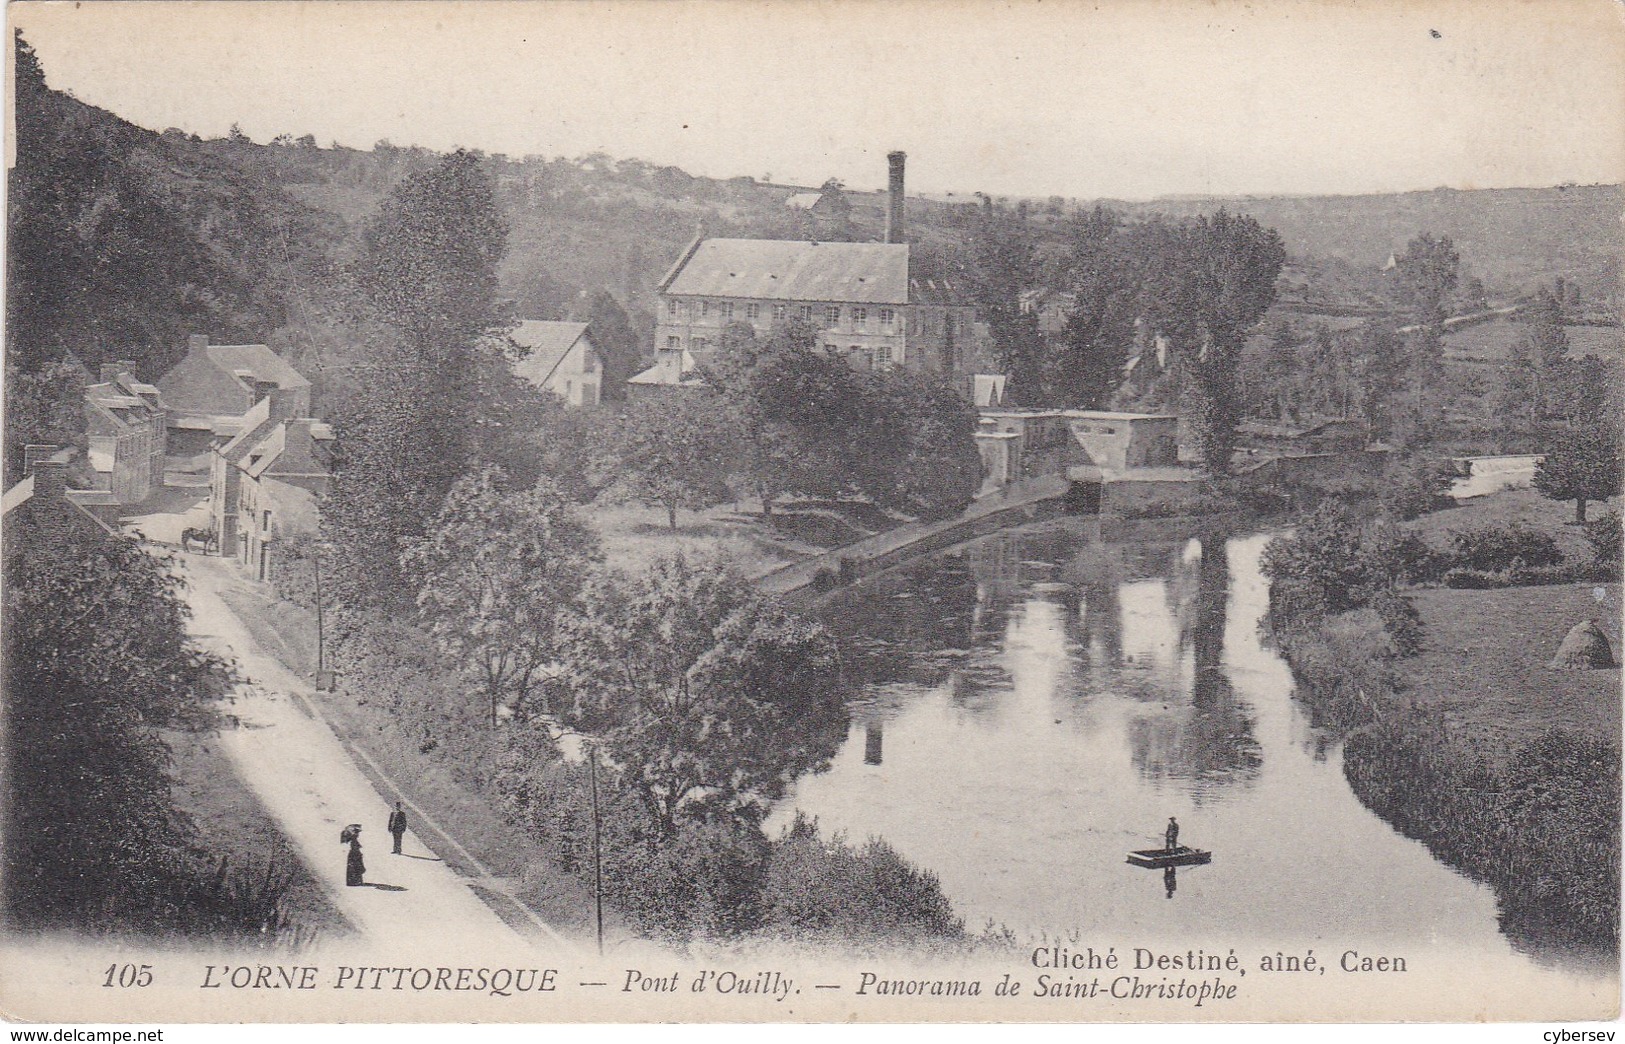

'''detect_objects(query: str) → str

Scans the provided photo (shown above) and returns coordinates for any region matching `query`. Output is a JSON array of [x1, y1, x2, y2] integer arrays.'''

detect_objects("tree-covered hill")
[[7, 33, 344, 380]]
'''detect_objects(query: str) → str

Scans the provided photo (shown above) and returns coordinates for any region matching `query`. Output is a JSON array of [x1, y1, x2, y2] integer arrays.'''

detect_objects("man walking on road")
[[388, 800, 408, 855]]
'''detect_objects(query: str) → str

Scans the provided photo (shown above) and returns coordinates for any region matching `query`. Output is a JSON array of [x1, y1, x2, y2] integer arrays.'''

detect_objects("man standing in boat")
[[1165, 816, 1180, 852]]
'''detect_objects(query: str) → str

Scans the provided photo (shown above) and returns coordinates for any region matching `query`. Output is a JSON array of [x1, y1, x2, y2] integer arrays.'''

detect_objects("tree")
[[586, 290, 643, 401], [401, 467, 599, 728], [1048, 206, 1138, 409], [1174, 211, 1285, 474], [967, 205, 1045, 403], [561, 556, 844, 837], [592, 394, 737, 529], [4, 523, 225, 929], [1535, 425, 1623, 524], [3, 357, 88, 485], [1387, 233, 1459, 441], [325, 150, 513, 606], [856, 370, 983, 520]]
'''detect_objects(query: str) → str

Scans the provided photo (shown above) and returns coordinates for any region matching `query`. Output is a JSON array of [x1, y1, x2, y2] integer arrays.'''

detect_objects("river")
[[770, 521, 1601, 977]]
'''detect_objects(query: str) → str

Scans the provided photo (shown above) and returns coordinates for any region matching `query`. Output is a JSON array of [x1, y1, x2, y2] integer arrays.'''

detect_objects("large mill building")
[[633, 152, 981, 390]]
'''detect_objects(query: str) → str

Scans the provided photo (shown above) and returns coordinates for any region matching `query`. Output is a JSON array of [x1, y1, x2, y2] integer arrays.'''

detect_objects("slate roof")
[[205, 344, 311, 390], [511, 321, 592, 386], [662, 239, 910, 305]]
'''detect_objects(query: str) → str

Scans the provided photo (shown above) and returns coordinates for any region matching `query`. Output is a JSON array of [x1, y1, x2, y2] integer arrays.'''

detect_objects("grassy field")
[[1442, 319, 1622, 362], [1401, 583, 1621, 760], [166, 727, 351, 940], [1393, 486, 1622, 762], [1408, 486, 1617, 561]]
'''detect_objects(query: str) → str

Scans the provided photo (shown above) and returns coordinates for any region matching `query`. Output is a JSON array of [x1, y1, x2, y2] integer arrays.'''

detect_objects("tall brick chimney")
[[885, 151, 906, 244]]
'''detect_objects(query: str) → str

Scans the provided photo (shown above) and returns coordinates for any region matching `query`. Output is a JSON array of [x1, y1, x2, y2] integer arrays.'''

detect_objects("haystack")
[[1549, 620, 1616, 670]]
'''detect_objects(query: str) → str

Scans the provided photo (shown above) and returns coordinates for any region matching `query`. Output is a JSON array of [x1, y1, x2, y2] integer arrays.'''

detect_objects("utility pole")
[[587, 744, 604, 956], [313, 544, 333, 691]]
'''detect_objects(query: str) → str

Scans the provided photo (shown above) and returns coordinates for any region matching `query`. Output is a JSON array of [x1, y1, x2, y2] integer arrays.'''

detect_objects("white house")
[[511, 320, 602, 407]]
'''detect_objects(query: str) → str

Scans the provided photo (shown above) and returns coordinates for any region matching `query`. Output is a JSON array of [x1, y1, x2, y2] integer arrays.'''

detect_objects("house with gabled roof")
[[510, 320, 603, 406], [84, 362, 167, 504], [2, 450, 118, 565], [208, 387, 333, 579], [157, 334, 312, 452]]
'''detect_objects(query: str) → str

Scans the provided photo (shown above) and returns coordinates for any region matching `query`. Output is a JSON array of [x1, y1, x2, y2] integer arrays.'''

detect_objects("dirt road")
[[177, 555, 570, 958]]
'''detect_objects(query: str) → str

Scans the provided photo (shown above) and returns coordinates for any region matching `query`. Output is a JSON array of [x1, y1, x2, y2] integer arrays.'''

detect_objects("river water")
[[770, 522, 1589, 971]]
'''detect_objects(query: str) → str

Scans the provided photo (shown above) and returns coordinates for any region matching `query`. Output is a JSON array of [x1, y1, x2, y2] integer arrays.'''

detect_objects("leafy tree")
[[3, 522, 225, 929], [1387, 233, 1459, 443], [560, 556, 844, 837], [585, 290, 643, 401], [857, 370, 983, 520], [1534, 425, 1623, 524], [1048, 206, 1138, 409], [3, 357, 89, 485], [401, 466, 599, 727], [591, 394, 737, 529], [704, 319, 861, 514], [325, 150, 512, 606], [967, 205, 1045, 403], [1355, 321, 1406, 441], [1177, 211, 1286, 474]]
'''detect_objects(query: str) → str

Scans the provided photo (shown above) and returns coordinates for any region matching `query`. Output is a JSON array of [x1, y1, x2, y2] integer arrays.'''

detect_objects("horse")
[[181, 527, 218, 554]]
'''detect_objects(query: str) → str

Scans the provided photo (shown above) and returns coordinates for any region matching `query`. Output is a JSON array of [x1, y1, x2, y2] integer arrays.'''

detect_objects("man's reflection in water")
[[1164, 866, 1178, 899]]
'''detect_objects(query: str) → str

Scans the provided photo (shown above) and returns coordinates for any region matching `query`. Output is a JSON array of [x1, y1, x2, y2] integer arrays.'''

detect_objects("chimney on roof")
[[23, 445, 57, 476], [99, 360, 137, 385], [30, 460, 67, 497], [885, 151, 907, 244], [266, 386, 299, 425]]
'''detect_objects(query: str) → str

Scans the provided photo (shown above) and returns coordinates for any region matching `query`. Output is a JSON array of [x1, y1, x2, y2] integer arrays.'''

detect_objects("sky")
[[9, 0, 1625, 200]]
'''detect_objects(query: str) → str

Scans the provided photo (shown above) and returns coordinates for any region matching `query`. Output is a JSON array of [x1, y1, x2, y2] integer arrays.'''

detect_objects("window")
[[666, 299, 680, 318], [798, 305, 814, 322], [872, 345, 894, 370], [262, 510, 272, 532], [745, 303, 760, 321], [824, 305, 842, 327], [693, 337, 709, 352], [719, 301, 735, 320], [700, 301, 712, 318], [853, 307, 868, 330], [667, 336, 682, 350], [880, 307, 896, 331], [772, 304, 787, 322]]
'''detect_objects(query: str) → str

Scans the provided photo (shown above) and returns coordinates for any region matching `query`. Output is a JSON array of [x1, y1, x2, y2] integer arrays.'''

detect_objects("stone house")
[[84, 362, 166, 504], [157, 334, 312, 454], [209, 388, 332, 579]]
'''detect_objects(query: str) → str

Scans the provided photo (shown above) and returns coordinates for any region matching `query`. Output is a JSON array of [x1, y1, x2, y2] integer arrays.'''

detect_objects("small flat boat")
[[1127, 846, 1212, 869]]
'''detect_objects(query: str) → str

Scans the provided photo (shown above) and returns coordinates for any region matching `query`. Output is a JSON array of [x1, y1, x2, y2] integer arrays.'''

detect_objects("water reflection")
[[777, 523, 1544, 962]]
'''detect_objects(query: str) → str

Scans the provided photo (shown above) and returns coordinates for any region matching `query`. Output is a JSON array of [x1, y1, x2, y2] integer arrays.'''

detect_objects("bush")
[[1368, 589, 1424, 657], [1270, 610, 1405, 731], [761, 815, 962, 942], [1446, 522, 1563, 573], [1585, 511, 1622, 568], [1380, 455, 1455, 521]]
